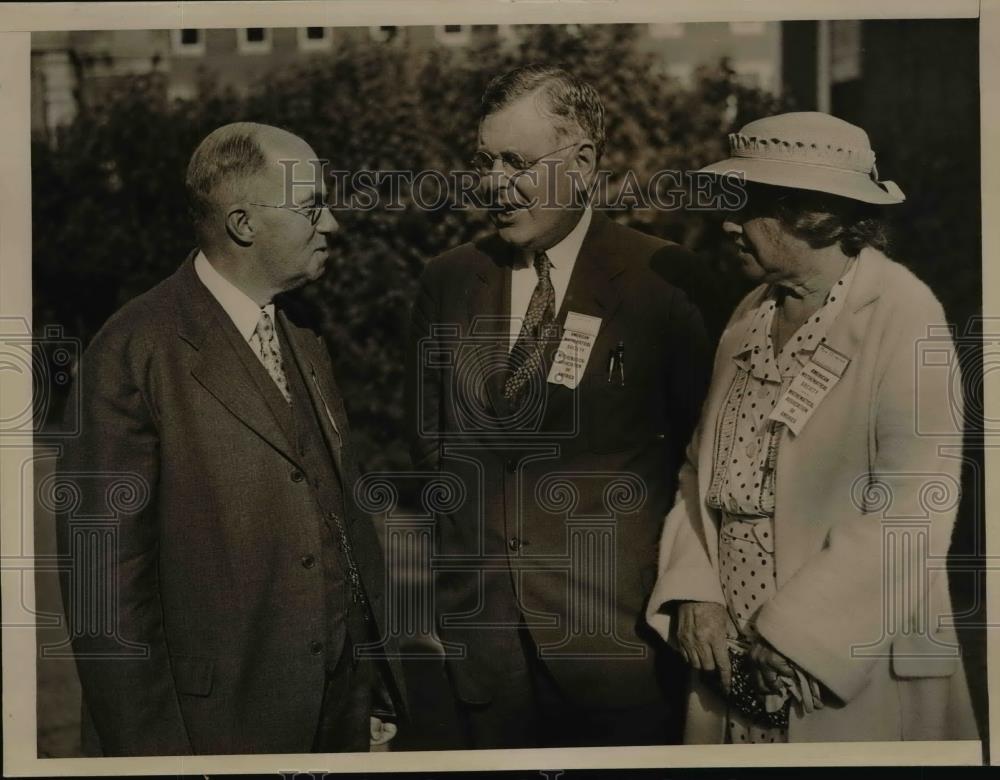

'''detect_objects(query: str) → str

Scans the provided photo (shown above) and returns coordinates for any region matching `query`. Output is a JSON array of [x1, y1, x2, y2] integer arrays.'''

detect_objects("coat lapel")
[[278, 311, 349, 485], [540, 212, 627, 421], [466, 239, 514, 419], [771, 249, 884, 582], [812, 247, 883, 369], [175, 257, 302, 468], [557, 211, 626, 325]]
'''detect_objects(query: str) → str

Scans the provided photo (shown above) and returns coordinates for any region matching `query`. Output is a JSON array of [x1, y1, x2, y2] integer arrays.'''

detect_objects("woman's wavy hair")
[[743, 182, 893, 258]]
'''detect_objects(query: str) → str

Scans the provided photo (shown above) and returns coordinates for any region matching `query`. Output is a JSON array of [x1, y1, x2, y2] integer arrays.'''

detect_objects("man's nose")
[[481, 161, 508, 190], [316, 207, 339, 234]]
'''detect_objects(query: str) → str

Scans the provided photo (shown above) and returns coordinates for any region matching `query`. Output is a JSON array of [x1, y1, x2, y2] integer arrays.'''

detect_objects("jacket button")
[[309, 640, 324, 655], [291, 469, 305, 482], [508, 537, 521, 551], [301, 554, 316, 569], [505, 459, 517, 473]]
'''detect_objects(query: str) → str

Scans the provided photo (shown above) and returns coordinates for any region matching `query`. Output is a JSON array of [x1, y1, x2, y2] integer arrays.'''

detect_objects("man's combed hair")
[[185, 122, 269, 228], [480, 64, 607, 160]]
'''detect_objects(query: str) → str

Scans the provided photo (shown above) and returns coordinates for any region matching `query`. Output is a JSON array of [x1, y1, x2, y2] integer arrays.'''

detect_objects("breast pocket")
[[582, 359, 664, 454]]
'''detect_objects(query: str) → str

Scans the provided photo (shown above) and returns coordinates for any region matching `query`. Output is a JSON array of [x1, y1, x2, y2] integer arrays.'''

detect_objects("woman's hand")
[[749, 637, 795, 695], [676, 601, 731, 693]]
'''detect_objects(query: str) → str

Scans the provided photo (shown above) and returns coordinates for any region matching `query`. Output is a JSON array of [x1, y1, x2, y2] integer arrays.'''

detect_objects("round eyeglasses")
[[468, 141, 581, 176]]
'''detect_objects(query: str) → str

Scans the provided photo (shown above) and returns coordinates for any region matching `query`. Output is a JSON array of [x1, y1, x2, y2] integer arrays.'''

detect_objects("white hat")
[[699, 111, 905, 205]]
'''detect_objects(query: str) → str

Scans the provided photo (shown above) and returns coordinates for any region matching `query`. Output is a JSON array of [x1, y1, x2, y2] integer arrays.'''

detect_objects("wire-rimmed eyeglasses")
[[248, 199, 332, 226], [468, 141, 581, 176]]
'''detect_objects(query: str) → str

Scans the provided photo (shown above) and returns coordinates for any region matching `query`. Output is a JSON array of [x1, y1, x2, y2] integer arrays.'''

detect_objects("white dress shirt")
[[193, 249, 285, 394], [193, 252, 343, 431], [508, 207, 592, 351], [194, 251, 273, 342]]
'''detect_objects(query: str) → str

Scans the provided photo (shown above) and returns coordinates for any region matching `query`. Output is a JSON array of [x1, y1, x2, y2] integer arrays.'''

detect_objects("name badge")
[[768, 343, 850, 435], [547, 312, 602, 389]]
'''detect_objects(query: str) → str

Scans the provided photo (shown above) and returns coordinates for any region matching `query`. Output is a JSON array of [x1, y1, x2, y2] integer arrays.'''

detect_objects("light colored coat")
[[647, 248, 978, 742]]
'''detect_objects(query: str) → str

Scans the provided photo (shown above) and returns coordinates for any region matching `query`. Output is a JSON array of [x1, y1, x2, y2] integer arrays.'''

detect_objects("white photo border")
[[1, 0, 993, 774]]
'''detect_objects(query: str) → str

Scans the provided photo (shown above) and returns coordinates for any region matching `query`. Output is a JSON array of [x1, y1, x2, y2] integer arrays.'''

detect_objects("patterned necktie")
[[504, 251, 556, 405], [251, 308, 291, 404]]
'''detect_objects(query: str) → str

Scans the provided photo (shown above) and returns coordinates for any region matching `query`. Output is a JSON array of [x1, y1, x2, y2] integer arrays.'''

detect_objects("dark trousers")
[[311, 639, 374, 753], [454, 627, 682, 749]]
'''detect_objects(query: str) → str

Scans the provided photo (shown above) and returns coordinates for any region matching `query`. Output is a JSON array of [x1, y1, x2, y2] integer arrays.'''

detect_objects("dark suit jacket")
[[405, 212, 711, 709], [57, 255, 403, 756]]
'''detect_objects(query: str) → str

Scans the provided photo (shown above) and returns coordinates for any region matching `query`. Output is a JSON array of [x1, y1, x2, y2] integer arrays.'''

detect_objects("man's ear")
[[574, 140, 598, 179], [225, 204, 255, 246]]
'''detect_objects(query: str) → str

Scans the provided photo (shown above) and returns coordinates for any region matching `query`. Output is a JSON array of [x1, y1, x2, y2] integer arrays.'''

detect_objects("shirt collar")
[[193, 251, 274, 342], [733, 256, 860, 381]]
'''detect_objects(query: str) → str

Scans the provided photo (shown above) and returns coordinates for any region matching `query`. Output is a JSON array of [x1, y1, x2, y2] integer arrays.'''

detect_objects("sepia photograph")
[[1, 0, 994, 774]]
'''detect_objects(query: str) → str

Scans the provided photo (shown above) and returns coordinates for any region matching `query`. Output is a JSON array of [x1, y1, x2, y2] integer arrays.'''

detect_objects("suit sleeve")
[[755, 292, 963, 703], [405, 260, 443, 472], [646, 417, 728, 647], [665, 285, 712, 468], [57, 322, 193, 756]]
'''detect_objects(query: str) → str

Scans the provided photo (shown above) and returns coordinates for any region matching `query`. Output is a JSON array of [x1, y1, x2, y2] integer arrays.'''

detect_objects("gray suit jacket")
[[57, 255, 403, 755]]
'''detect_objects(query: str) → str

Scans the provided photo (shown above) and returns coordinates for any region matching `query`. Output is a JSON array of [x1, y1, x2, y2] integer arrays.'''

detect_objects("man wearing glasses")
[[406, 65, 711, 748], [58, 123, 402, 755]]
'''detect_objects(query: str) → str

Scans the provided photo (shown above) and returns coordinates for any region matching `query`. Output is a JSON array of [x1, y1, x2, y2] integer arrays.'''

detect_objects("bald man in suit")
[[58, 123, 403, 755]]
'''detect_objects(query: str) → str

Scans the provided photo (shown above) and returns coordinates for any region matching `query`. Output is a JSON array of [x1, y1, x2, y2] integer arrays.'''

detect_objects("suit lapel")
[[557, 211, 626, 325], [541, 212, 627, 420], [461, 215, 627, 425], [176, 257, 302, 468], [466, 239, 514, 419], [278, 311, 350, 483]]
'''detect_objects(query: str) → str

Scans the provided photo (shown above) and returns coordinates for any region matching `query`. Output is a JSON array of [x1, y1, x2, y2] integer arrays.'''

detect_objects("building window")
[[434, 25, 471, 45], [297, 27, 333, 52], [171, 28, 205, 56], [729, 21, 766, 36], [369, 26, 401, 43], [238, 28, 272, 54], [648, 23, 685, 39]]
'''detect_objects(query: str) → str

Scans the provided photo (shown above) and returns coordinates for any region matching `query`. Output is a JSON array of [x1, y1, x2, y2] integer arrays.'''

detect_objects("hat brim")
[[698, 156, 905, 205]]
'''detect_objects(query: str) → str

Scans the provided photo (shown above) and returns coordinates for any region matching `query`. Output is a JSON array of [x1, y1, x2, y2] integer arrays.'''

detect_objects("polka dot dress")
[[706, 258, 858, 744], [719, 517, 787, 743]]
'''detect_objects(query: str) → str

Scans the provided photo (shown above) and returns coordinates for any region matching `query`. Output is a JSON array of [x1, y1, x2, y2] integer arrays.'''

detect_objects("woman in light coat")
[[646, 112, 977, 743]]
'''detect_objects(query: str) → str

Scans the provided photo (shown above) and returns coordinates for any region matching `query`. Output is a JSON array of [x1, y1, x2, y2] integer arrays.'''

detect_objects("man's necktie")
[[504, 251, 556, 405], [252, 309, 292, 403]]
